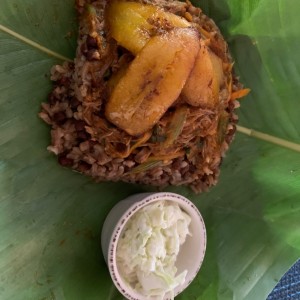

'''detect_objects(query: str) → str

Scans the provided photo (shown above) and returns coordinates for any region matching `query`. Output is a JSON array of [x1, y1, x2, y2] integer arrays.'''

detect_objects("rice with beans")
[[39, 0, 245, 193]]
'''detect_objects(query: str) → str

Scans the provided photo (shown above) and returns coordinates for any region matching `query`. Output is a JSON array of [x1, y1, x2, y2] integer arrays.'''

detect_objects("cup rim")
[[106, 192, 207, 300]]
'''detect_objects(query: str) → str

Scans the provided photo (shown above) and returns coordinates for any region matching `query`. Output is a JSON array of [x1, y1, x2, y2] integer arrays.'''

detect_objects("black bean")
[[52, 112, 66, 125], [90, 78, 98, 88], [115, 143, 127, 153], [189, 165, 196, 173], [69, 97, 80, 109], [226, 101, 235, 113], [77, 161, 91, 172], [74, 120, 86, 131], [68, 62, 75, 70], [58, 154, 74, 167], [57, 76, 70, 87], [86, 36, 98, 49], [77, 131, 91, 141]]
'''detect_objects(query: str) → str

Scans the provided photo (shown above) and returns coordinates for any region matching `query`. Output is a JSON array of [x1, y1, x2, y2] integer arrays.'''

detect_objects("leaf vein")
[[0, 24, 72, 62], [237, 125, 300, 152]]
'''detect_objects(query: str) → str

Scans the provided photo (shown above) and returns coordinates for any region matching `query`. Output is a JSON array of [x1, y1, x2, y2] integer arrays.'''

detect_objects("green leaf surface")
[[1, 0, 300, 299]]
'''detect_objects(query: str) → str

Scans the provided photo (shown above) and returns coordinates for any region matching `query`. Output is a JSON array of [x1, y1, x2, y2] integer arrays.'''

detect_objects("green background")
[[0, 0, 300, 299]]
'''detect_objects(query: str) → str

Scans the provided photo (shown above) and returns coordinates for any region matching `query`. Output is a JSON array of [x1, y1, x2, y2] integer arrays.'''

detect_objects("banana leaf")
[[0, 0, 300, 299]]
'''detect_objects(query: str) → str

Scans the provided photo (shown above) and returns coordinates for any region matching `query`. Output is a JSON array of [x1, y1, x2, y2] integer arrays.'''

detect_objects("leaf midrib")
[[0, 24, 72, 62], [1, 24, 300, 153]]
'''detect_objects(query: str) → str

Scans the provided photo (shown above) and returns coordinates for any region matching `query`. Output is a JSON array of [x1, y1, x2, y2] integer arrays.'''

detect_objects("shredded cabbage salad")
[[116, 200, 191, 299]]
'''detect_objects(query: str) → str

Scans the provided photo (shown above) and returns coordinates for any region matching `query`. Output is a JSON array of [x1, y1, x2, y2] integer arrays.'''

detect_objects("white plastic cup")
[[101, 192, 207, 300]]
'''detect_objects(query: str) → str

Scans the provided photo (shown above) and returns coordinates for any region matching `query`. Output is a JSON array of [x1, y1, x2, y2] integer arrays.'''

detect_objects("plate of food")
[[0, 0, 299, 299]]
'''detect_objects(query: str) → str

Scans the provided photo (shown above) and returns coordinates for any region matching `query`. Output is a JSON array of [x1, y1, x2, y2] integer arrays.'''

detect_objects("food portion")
[[106, 0, 190, 54], [182, 40, 225, 108], [117, 201, 191, 298], [39, 0, 249, 192], [105, 27, 200, 136]]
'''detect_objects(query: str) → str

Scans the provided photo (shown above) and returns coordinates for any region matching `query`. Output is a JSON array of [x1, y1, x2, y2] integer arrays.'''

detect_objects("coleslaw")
[[116, 200, 191, 299]]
